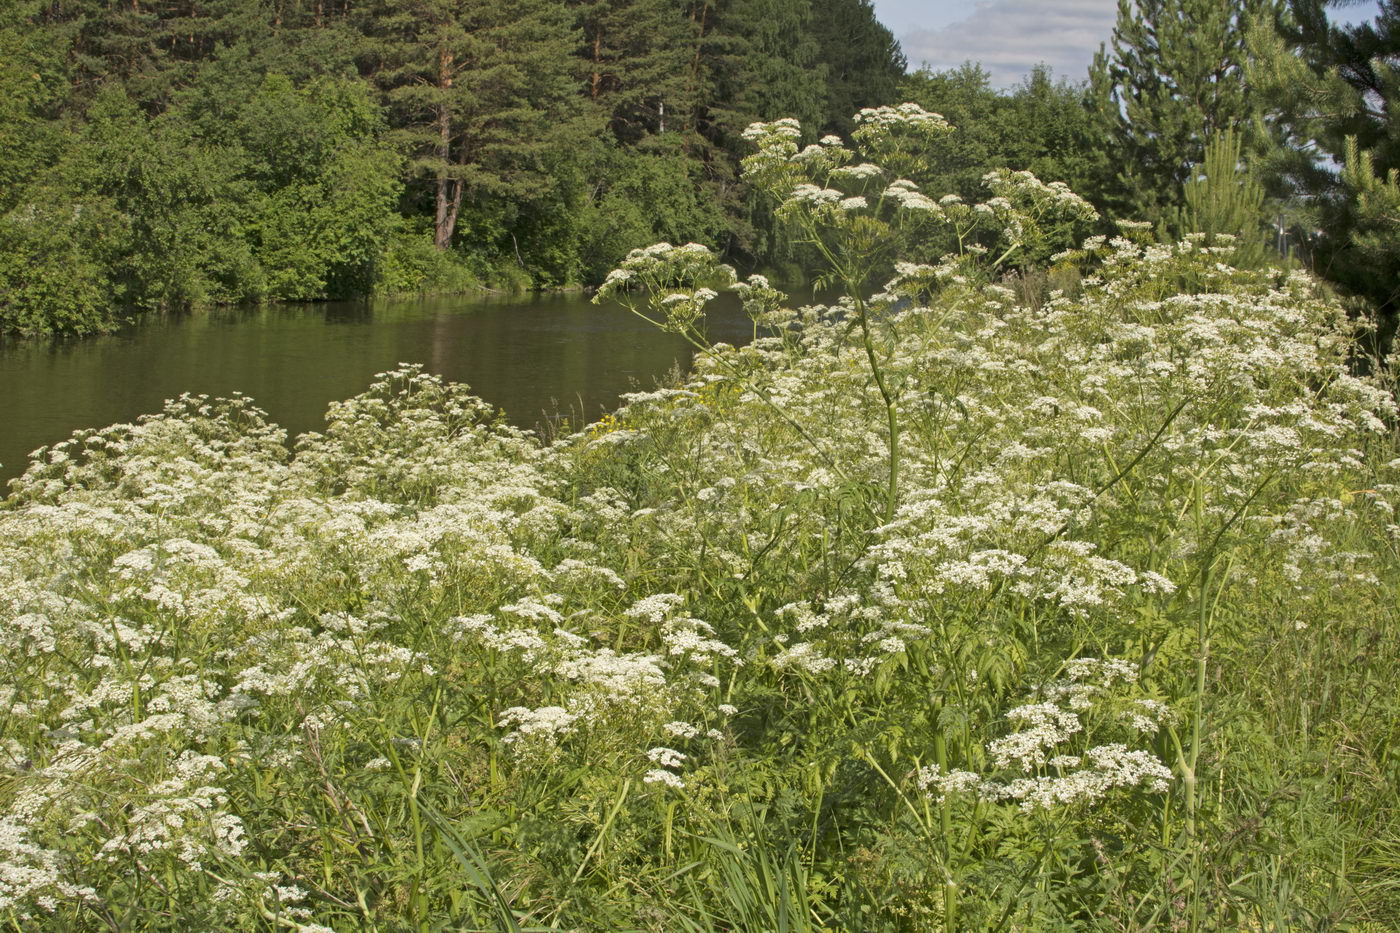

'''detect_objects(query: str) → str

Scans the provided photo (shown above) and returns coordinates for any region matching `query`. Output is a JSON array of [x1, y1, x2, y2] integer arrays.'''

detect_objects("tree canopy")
[[0, 0, 909, 334]]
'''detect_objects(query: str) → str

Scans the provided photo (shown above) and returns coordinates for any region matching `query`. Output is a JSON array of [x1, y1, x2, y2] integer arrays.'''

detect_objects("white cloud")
[[898, 0, 1118, 88]]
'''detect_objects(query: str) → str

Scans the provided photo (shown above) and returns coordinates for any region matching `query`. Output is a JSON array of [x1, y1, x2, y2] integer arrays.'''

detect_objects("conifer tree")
[[1171, 128, 1272, 267], [704, 0, 827, 134], [810, 0, 905, 134], [1249, 0, 1400, 333], [571, 0, 699, 142], [360, 0, 584, 249], [1089, 0, 1284, 220]]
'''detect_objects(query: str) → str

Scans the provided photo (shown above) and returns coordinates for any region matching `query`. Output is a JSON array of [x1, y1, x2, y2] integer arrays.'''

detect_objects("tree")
[[898, 63, 1012, 201], [361, 0, 584, 250], [1249, 0, 1400, 336], [1005, 66, 1112, 206], [0, 0, 921, 331], [0, 1, 68, 213], [1089, 0, 1285, 221], [711, 0, 827, 132], [571, 0, 700, 142], [810, 0, 905, 134], [1170, 128, 1273, 268], [899, 64, 1110, 211], [228, 74, 404, 299]]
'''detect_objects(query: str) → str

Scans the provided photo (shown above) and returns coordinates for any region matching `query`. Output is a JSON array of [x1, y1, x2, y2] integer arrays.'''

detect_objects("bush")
[[374, 226, 480, 297], [0, 205, 120, 335]]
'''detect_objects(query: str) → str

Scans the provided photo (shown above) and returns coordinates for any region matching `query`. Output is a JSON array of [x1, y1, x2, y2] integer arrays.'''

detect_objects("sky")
[[871, 0, 1385, 89]]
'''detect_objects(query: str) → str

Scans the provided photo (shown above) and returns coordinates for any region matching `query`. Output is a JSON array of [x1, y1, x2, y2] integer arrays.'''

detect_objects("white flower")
[[663, 721, 700, 739], [833, 162, 882, 180], [643, 769, 686, 789], [647, 747, 686, 768]]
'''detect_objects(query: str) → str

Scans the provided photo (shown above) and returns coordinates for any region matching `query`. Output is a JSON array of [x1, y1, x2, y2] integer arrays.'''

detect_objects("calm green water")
[[0, 293, 753, 486]]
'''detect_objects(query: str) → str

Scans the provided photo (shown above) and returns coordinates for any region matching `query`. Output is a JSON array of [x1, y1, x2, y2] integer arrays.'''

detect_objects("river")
[[0, 292, 753, 487]]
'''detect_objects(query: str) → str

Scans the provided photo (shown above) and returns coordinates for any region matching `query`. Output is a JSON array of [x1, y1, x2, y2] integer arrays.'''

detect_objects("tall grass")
[[0, 107, 1397, 930]]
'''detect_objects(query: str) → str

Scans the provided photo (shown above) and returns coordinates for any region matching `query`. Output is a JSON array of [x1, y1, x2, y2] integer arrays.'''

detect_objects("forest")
[[0, 0, 910, 333], [2, 0, 1397, 341]]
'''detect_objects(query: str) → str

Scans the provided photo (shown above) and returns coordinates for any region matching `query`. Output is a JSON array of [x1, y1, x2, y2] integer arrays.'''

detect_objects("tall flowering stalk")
[[600, 105, 1097, 525], [594, 241, 852, 486]]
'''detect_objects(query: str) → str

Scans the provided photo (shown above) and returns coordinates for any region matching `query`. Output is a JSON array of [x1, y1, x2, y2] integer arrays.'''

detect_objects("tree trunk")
[[440, 179, 464, 250], [433, 47, 456, 250], [433, 127, 452, 249], [590, 34, 602, 100], [683, 1, 711, 134]]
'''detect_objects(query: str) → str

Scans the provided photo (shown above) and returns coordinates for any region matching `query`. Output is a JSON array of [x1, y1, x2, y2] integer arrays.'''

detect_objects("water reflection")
[[322, 302, 375, 326], [0, 293, 752, 484]]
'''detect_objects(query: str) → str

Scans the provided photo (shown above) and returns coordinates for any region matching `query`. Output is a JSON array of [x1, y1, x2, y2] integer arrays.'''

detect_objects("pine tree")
[[1089, 0, 1284, 221], [810, 0, 905, 134], [703, 0, 827, 134], [360, 0, 584, 249], [571, 0, 699, 142], [1249, 1, 1400, 335], [1171, 128, 1272, 267]]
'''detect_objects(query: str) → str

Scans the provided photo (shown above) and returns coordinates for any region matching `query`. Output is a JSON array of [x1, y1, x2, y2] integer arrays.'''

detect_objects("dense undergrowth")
[[2, 108, 1399, 931]]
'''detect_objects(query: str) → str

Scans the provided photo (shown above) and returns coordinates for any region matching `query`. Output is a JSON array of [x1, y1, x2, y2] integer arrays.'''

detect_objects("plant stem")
[[1185, 480, 1209, 842], [853, 293, 900, 524]]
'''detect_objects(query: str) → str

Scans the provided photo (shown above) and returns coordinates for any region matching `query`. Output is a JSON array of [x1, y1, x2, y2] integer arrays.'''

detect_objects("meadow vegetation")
[[2, 106, 1399, 930]]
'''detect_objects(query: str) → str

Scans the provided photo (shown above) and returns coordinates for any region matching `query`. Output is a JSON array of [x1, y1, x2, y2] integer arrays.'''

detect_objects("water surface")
[[0, 293, 752, 485]]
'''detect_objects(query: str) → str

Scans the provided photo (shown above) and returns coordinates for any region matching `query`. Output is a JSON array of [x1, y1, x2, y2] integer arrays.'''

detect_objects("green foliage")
[[361, 0, 586, 252], [899, 65, 1111, 218], [1339, 135, 1400, 299], [0, 2, 67, 215], [0, 67, 404, 332], [58, 87, 254, 311], [0, 0, 909, 333], [706, 0, 828, 134], [4, 121, 1399, 927], [1089, 0, 1285, 221], [1249, 0, 1400, 345], [810, 0, 907, 135], [33, 0, 1338, 339], [0, 205, 119, 336], [572, 0, 702, 142], [233, 75, 404, 300], [375, 226, 480, 296], [1008, 66, 1114, 204], [576, 140, 732, 283], [1170, 128, 1273, 268], [897, 64, 1014, 202]]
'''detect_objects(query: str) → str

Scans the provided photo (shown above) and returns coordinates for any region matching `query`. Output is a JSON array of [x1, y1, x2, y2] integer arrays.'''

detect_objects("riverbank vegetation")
[[0, 0, 905, 334], [3, 101, 1399, 930], [7, 0, 1400, 340]]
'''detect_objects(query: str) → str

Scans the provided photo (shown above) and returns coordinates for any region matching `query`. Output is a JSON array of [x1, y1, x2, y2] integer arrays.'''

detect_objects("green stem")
[[618, 295, 853, 485], [1185, 480, 1208, 841], [852, 292, 900, 524]]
